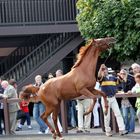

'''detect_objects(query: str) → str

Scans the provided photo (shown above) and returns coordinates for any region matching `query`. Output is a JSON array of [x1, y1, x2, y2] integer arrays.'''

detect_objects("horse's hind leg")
[[52, 105, 64, 140], [40, 107, 57, 139]]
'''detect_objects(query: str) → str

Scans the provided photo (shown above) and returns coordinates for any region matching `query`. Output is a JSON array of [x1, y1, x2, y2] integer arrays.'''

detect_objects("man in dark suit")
[[0, 78, 4, 135]]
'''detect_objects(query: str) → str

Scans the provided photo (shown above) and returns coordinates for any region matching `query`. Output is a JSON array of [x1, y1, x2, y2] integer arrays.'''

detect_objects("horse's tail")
[[19, 85, 40, 102], [83, 98, 97, 116]]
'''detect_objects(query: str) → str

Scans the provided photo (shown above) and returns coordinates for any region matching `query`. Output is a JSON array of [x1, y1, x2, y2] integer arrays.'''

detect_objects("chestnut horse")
[[20, 37, 115, 140]]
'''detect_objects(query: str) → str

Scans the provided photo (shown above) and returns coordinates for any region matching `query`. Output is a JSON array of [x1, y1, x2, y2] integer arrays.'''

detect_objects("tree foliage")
[[76, 0, 140, 61]]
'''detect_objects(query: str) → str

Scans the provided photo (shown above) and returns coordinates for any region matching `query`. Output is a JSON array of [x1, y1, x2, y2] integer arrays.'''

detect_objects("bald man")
[[55, 69, 63, 77], [1, 80, 19, 135]]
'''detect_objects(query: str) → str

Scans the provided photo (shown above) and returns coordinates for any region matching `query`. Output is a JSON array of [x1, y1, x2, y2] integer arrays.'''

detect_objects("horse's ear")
[[92, 39, 96, 43], [92, 39, 99, 47], [22, 86, 27, 92]]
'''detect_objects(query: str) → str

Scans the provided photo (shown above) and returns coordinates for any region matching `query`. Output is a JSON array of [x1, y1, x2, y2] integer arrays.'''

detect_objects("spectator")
[[55, 69, 78, 130], [44, 72, 63, 133], [55, 69, 63, 77], [0, 77, 4, 135], [33, 75, 48, 134], [55, 70, 64, 132], [130, 63, 140, 110], [16, 98, 32, 131], [131, 63, 140, 75], [8, 79, 27, 131], [8, 79, 17, 89], [0, 80, 19, 135], [56, 70, 77, 130], [48, 73, 54, 79], [118, 69, 135, 133], [67, 100, 77, 129], [98, 64, 128, 137], [131, 73, 140, 125], [77, 98, 92, 133], [92, 82, 100, 128]]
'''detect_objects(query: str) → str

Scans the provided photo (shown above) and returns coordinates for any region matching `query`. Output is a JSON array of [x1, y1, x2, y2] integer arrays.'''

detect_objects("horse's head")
[[19, 85, 40, 100], [22, 84, 40, 93], [92, 37, 116, 52]]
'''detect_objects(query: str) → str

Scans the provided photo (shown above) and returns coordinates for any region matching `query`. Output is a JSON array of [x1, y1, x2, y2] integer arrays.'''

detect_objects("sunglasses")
[[102, 68, 107, 71], [120, 73, 126, 75]]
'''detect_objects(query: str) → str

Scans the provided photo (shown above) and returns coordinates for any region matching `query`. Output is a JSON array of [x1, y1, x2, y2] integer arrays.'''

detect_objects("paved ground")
[[0, 118, 140, 140], [0, 133, 140, 140]]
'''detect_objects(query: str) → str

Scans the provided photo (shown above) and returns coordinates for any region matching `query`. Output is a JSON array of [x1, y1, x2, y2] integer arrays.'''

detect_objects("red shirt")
[[20, 100, 29, 113]]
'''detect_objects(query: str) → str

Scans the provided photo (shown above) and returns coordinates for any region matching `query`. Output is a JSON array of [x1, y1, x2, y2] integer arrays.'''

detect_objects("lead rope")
[[103, 48, 112, 64]]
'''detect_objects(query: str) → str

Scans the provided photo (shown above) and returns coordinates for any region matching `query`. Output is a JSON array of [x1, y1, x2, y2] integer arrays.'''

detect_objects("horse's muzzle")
[[108, 37, 116, 46]]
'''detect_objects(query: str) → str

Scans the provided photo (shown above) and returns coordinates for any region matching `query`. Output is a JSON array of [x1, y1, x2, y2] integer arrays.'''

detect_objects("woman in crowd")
[[118, 69, 135, 133], [131, 73, 140, 125]]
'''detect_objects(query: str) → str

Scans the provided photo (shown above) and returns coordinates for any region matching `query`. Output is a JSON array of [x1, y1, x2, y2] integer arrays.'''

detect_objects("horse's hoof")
[[59, 137, 64, 140], [52, 133, 57, 139]]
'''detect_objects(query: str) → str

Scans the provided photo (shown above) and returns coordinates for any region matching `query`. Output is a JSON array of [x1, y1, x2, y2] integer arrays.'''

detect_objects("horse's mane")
[[72, 39, 93, 69]]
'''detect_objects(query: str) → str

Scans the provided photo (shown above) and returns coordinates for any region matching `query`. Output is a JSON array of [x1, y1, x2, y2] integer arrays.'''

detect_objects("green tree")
[[76, 0, 140, 61]]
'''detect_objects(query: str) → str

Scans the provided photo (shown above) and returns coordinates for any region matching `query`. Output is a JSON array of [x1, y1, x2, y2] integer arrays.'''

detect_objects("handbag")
[[16, 110, 26, 120]]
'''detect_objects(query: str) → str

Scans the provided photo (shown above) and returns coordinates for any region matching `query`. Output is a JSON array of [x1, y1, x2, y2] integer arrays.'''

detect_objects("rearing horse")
[[20, 37, 115, 140]]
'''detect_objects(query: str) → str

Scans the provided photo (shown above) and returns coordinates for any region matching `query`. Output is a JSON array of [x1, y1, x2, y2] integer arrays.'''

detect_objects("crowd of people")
[[0, 63, 140, 137]]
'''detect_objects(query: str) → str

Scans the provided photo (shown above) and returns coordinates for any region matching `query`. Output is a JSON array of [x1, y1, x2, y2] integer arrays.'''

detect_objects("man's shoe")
[[38, 131, 44, 134], [76, 130, 84, 133], [28, 126, 32, 129], [0, 131, 3, 135], [84, 130, 90, 133], [106, 132, 113, 137], [94, 126, 100, 128], [119, 130, 128, 136], [45, 128, 49, 134], [10, 131, 16, 135], [16, 127, 22, 131], [68, 126, 75, 130]]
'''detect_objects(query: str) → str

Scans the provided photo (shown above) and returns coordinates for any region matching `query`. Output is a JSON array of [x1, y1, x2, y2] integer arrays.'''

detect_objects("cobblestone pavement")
[[0, 118, 140, 140]]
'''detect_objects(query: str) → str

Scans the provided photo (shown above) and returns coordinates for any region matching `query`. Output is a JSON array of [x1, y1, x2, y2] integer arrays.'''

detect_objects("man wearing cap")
[[98, 64, 128, 137]]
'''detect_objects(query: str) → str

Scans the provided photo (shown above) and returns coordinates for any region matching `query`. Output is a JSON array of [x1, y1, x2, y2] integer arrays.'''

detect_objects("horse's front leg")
[[91, 89, 108, 115], [79, 88, 97, 115], [80, 88, 97, 99], [83, 98, 97, 116]]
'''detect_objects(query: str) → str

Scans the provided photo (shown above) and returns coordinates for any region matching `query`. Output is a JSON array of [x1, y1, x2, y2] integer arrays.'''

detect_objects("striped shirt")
[[100, 75, 118, 97]]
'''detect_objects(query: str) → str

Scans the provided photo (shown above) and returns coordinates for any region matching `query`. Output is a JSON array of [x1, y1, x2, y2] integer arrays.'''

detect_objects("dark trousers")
[[67, 100, 77, 127], [0, 109, 5, 134], [20, 112, 31, 126]]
